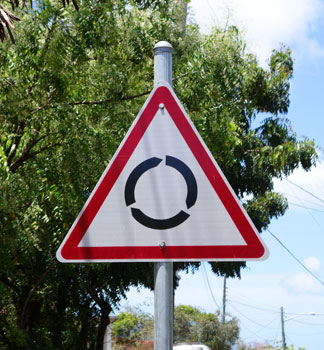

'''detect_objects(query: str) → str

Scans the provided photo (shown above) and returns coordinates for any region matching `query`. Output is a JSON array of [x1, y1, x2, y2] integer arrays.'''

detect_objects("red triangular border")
[[57, 83, 268, 262]]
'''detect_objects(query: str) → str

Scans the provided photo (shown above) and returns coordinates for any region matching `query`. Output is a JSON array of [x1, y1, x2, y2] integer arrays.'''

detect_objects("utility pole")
[[281, 306, 287, 350], [153, 41, 174, 350], [280, 307, 315, 350], [222, 276, 227, 324]]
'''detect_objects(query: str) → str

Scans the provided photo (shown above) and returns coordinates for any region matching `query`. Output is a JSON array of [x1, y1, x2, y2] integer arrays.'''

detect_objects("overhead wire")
[[227, 299, 280, 314], [302, 207, 324, 232], [312, 166, 324, 199], [267, 229, 324, 288], [225, 282, 286, 314], [200, 262, 217, 309], [287, 193, 324, 208], [284, 179, 324, 233], [272, 321, 281, 348], [229, 302, 279, 343], [201, 262, 220, 309], [286, 334, 295, 346], [199, 178, 324, 344], [205, 0, 217, 18], [228, 177, 324, 345], [288, 201, 324, 213], [228, 302, 278, 330], [284, 178, 324, 204], [285, 311, 324, 316], [292, 319, 324, 326], [228, 298, 324, 324], [229, 301, 323, 344]]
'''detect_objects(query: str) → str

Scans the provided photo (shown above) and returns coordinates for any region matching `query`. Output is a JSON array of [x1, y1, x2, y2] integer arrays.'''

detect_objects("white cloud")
[[190, 0, 324, 64], [231, 0, 324, 63], [283, 271, 324, 294], [280, 257, 323, 295], [303, 256, 321, 271], [273, 155, 324, 211]]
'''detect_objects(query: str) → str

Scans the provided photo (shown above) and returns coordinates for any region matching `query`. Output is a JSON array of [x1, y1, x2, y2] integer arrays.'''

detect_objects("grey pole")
[[222, 276, 227, 324], [154, 41, 173, 86], [153, 41, 174, 350], [281, 306, 287, 350]]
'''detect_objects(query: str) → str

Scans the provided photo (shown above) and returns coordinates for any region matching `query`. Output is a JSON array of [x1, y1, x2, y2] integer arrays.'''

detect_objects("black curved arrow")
[[165, 155, 198, 209], [124, 155, 197, 230], [131, 208, 190, 230], [124, 157, 162, 207]]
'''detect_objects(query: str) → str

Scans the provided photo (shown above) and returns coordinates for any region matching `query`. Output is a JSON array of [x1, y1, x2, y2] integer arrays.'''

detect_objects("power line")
[[288, 194, 324, 208], [205, 0, 217, 18], [272, 321, 281, 348], [285, 334, 295, 347], [285, 311, 324, 316], [226, 287, 281, 313], [228, 299, 279, 314], [229, 302, 278, 331], [243, 318, 280, 342], [312, 169, 324, 199], [289, 202, 324, 213], [292, 319, 324, 326], [303, 209, 324, 232], [285, 180, 324, 233], [202, 262, 220, 309], [201, 262, 216, 309], [267, 229, 324, 288], [284, 178, 324, 204]]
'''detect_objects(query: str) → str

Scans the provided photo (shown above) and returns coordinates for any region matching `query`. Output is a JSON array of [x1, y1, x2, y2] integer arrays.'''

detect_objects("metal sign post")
[[153, 41, 174, 350]]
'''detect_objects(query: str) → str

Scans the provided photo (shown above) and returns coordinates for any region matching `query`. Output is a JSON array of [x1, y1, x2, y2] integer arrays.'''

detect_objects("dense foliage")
[[0, 0, 317, 349], [111, 304, 239, 350], [111, 305, 154, 348], [173, 305, 239, 350]]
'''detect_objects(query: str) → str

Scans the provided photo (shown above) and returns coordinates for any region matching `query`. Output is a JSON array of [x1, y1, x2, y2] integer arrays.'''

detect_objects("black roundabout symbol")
[[124, 155, 198, 230]]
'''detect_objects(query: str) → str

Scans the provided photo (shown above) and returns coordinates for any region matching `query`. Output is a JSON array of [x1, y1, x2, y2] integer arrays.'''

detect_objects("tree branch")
[[30, 90, 151, 113], [87, 287, 112, 314], [31, 72, 190, 113], [67, 90, 151, 106], [10, 135, 62, 172], [20, 259, 55, 329]]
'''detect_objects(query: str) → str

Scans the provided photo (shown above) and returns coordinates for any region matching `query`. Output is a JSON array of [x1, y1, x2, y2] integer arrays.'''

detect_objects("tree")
[[111, 305, 239, 350], [173, 305, 239, 350], [0, 0, 168, 43], [111, 305, 154, 349], [0, 0, 317, 349], [0, 2, 168, 349]]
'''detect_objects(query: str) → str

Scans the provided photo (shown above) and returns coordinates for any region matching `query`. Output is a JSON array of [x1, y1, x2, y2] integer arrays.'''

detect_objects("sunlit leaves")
[[112, 304, 239, 350], [0, 0, 319, 348], [173, 305, 239, 350]]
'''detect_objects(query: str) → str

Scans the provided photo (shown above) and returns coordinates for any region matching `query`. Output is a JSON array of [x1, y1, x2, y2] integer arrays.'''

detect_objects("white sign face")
[[56, 82, 269, 262]]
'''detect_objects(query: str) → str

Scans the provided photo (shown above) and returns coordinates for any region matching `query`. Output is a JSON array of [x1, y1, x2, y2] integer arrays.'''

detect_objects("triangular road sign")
[[56, 82, 269, 262]]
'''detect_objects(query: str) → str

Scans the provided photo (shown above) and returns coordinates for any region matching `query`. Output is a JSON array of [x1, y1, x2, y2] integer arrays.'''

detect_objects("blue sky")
[[120, 1, 324, 349]]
